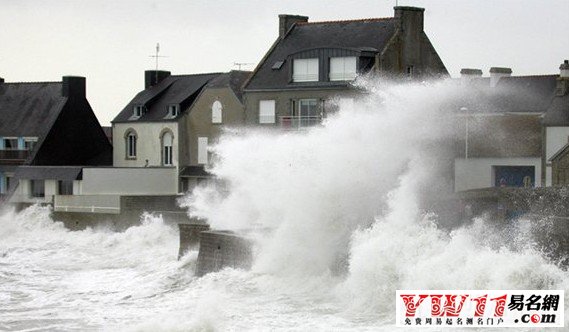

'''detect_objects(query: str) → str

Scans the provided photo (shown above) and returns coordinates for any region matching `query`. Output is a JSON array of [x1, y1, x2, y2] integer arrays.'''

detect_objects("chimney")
[[0, 77, 4, 84], [279, 14, 308, 38], [62, 76, 86, 98], [556, 60, 569, 96], [394, 6, 424, 33], [460, 68, 483, 84], [489, 67, 512, 87], [145, 70, 171, 89]]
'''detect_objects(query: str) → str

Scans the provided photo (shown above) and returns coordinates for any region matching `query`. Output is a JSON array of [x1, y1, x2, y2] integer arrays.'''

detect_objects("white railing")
[[54, 195, 121, 214], [279, 116, 322, 129]]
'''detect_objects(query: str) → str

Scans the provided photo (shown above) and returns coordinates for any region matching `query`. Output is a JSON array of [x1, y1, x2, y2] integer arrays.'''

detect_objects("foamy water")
[[1, 80, 568, 331]]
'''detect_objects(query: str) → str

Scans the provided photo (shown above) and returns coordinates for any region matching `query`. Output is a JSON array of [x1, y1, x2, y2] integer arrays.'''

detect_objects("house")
[[452, 66, 560, 192], [541, 60, 569, 186], [242, 6, 448, 128], [110, 70, 249, 192], [0, 76, 112, 204]]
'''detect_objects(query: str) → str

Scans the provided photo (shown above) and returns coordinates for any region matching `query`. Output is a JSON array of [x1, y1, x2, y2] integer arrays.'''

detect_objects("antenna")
[[233, 62, 254, 70], [149, 43, 168, 84]]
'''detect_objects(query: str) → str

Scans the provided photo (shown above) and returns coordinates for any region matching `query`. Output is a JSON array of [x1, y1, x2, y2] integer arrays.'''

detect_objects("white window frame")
[[259, 100, 276, 124], [198, 137, 208, 164], [133, 105, 144, 118], [162, 131, 173, 166], [329, 57, 357, 81], [168, 105, 179, 118], [293, 58, 319, 82], [212, 101, 223, 124], [23, 137, 38, 151], [126, 131, 137, 159]]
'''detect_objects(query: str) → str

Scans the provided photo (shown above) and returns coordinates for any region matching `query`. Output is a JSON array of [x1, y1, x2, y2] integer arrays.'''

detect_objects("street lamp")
[[460, 107, 469, 159]]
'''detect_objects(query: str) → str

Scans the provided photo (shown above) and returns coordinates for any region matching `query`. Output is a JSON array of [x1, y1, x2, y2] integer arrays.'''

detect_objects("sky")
[[1, 0, 568, 126]]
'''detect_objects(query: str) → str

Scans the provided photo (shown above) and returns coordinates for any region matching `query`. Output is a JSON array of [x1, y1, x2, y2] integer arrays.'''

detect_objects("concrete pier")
[[195, 230, 253, 277]]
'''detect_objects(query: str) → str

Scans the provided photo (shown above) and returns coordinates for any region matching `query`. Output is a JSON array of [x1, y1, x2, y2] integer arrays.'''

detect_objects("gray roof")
[[113, 73, 222, 123], [245, 18, 397, 90], [0, 82, 66, 136], [14, 166, 83, 180], [448, 75, 557, 114], [206, 70, 251, 102]]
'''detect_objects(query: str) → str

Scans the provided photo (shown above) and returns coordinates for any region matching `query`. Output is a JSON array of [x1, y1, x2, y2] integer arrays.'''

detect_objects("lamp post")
[[460, 107, 469, 159]]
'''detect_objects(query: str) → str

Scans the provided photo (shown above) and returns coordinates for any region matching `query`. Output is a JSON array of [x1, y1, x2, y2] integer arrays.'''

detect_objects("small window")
[[24, 138, 38, 151], [272, 61, 285, 70], [330, 57, 357, 81], [259, 100, 276, 124], [162, 131, 173, 166], [212, 101, 223, 124], [126, 130, 137, 158], [198, 137, 208, 164], [30, 180, 45, 198], [133, 105, 144, 118], [407, 66, 414, 78], [293, 58, 319, 82], [58, 180, 73, 195], [3, 138, 18, 150], [167, 105, 179, 118]]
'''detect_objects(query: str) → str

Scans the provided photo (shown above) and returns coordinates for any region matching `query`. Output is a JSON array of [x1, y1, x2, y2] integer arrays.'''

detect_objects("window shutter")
[[259, 100, 276, 124], [198, 137, 208, 164]]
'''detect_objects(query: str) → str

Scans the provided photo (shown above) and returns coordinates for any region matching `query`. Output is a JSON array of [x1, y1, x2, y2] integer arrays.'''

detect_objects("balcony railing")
[[0, 150, 30, 164], [279, 116, 322, 129]]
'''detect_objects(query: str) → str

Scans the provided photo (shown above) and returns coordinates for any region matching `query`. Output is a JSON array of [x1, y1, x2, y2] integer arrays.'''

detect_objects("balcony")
[[279, 116, 322, 129], [0, 150, 30, 165]]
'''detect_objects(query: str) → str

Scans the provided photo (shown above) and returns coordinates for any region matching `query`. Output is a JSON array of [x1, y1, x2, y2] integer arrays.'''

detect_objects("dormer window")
[[329, 57, 357, 81], [293, 58, 318, 82], [168, 105, 179, 118], [133, 105, 144, 118]]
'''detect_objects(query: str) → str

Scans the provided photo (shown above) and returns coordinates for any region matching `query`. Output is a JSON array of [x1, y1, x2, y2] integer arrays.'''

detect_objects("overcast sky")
[[1, 0, 568, 125]]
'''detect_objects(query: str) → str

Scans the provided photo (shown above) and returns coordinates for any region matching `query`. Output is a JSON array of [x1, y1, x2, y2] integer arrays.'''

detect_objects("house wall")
[[243, 89, 357, 126], [454, 157, 541, 192], [545, 126, 569, 186], [81, 167, 178, 195], [180, 87, 245, 166], [113, 122, 179, 168]]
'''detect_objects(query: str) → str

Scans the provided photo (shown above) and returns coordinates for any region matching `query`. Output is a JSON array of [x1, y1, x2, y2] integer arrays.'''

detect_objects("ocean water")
[[1, 80, 567, 331]]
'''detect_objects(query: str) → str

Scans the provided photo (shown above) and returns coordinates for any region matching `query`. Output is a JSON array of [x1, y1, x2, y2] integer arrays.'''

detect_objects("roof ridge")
[[2, 81, 61, 85], [170, 72, 224, 78], [503, 74, 558, 78], [297, 17, 394, 25]]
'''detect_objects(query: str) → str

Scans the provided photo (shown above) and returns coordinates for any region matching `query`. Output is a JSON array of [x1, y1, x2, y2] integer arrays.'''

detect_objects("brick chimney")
[[279, 14, 308, 38], [145, 70, 171, 89], [460, 68, 483, 84], [62, 76, 86, 98], [556, 60, 569, 96], [489, 67, 512, 87]]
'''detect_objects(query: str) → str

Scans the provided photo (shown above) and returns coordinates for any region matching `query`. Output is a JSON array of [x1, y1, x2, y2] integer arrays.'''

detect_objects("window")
[[58, 180, 73, 195], [30, 180, 45, 198], [407, 65, 414, 78], [162, 131, 173, 166], [330, 57, 357, 81], [24, 138, 38, 151], [3, 138, 18, 150], [168, 105, 179, 118], [198, 137, 208, 164], [293, 58, 319, 82], [298, 99, 319, 117], [212, 101, 223, 124], [133, 105, 144, 118], [259, 100, 276, 124], [125, 130, 137, 158]]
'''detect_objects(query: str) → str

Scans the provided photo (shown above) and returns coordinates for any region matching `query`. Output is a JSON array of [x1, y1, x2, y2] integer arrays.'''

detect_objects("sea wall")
[[178, 223, 210, 259], [195, 231, 253, 277]]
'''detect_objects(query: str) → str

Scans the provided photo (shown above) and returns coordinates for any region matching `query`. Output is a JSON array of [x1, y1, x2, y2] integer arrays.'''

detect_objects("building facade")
[[242, 6, 448, 129]]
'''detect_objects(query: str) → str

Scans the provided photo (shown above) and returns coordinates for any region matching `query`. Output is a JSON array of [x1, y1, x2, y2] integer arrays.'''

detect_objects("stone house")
[[242, 6, 448, 129], [0, 76, 112, 204]]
